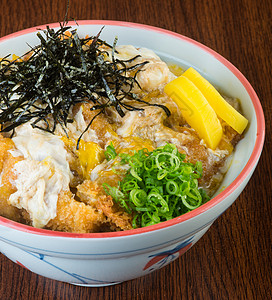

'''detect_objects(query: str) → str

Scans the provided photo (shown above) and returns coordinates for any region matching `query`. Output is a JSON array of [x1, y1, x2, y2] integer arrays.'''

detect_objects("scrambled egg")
[[7, 123, 71, 228]]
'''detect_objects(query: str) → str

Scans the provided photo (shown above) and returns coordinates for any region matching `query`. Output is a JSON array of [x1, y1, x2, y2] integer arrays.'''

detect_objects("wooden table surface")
[[0, 0, 271, 299]]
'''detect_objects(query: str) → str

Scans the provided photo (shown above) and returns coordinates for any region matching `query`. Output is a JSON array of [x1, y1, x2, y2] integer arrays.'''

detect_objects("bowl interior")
[[0, 21, 264, 235]]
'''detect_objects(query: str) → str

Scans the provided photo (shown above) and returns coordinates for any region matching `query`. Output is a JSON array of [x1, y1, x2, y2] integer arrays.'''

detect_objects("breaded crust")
[[0, 135, 25, 223], [46, 190, 106, 233], [77, 180, 133, 231]]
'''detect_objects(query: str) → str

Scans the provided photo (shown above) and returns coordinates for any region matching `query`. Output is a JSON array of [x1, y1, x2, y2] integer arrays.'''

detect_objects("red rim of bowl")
[[0, 20, 265, 238]]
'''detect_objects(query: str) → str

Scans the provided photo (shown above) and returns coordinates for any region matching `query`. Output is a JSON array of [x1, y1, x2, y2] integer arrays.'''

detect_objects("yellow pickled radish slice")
[[164, 76, 223, 149], [182, 67, 248, 134]]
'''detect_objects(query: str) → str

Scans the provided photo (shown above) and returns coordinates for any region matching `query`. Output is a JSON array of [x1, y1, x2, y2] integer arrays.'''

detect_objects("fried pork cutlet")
[[0, 136, 25, 223], [0, 135, 105, 233], [77, 180, 133, 231], [46, 190, 106, 233]]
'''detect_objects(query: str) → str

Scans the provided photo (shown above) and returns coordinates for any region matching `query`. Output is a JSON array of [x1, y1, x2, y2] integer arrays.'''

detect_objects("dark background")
[[0, 0, 271, 299]]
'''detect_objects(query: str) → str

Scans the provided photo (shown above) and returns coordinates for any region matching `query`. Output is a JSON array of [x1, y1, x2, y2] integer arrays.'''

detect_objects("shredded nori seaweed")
[[0, 24, 170, 147]]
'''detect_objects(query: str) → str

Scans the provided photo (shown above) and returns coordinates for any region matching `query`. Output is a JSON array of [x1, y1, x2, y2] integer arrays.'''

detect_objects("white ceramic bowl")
[[0, 21, 265, 287]]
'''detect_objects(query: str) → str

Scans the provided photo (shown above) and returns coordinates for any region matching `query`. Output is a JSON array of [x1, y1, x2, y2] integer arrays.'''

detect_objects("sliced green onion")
[[130, 189, 147, 207], [104, 142, 117, 161], [181, 195, 201, 210], [102, 143, 210, 228], [166, 180, 179, 195], [130, 167, 142, 181]]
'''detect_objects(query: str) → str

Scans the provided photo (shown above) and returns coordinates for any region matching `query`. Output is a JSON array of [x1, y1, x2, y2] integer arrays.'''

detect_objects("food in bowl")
[[0, 24, 248, 233], [0, 21, 264, 287]]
